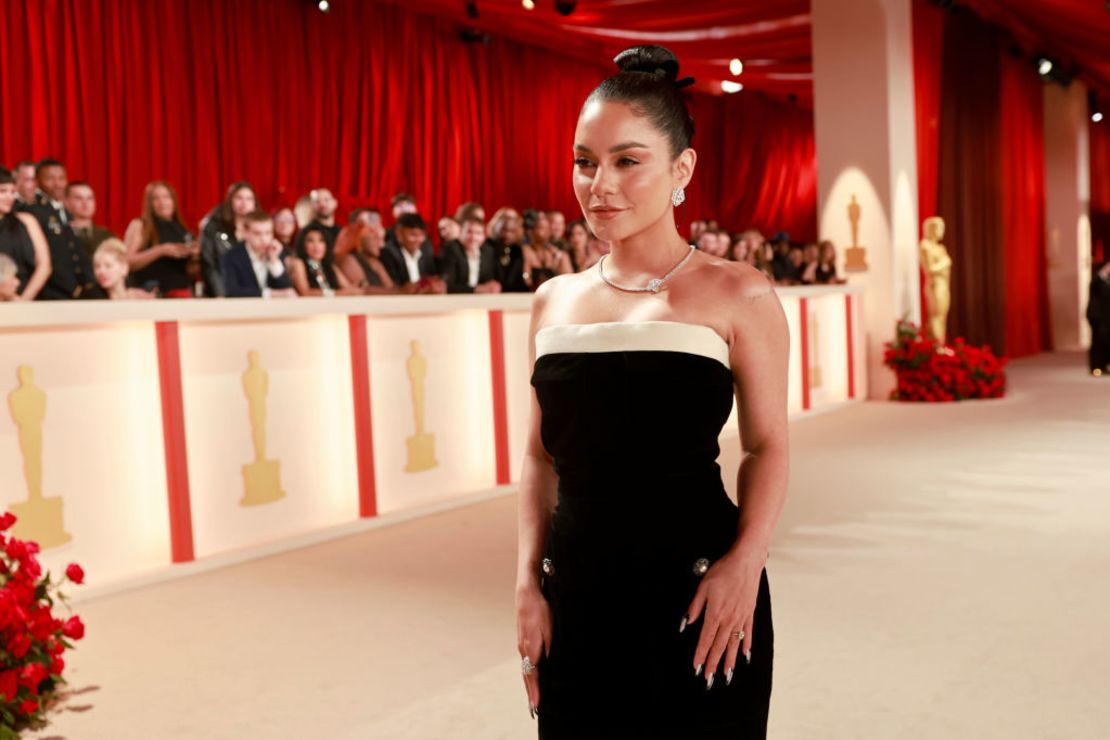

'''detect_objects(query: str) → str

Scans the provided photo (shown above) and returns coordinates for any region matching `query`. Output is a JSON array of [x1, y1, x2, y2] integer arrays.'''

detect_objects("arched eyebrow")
[[574, 142, 649, 154]]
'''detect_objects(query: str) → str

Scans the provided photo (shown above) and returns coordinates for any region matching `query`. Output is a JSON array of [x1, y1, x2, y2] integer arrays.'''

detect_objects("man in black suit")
[[220, 210, 297, 298], [22, 158, 103, 299], [380, 213, 445, 293], [293, 187, 341, 258], [440, 217, 501, 294], [1088, 259, 1110, 375]]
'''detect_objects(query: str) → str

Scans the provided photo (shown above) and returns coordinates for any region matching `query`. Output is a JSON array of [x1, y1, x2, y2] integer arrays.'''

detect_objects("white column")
[[811, 0, 920, 400], [1043, 82, 1092, 351]]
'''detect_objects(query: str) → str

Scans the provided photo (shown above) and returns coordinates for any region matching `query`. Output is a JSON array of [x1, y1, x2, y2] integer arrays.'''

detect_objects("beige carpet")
[[31, 352, 1110, 739]]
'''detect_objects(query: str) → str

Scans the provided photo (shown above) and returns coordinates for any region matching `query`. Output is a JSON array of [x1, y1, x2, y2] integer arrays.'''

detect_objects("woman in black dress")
[[0, 166, 52, 300], [516, 46, 789, 739], [122, 180, 198, 297]]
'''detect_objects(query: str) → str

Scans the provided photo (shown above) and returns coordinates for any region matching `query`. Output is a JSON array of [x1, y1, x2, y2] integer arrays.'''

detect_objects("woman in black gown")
[[516, 46, 789, 739]]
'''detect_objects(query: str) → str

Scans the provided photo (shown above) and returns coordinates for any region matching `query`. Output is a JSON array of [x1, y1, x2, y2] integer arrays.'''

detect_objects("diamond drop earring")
[[671, 186, 686, 207]]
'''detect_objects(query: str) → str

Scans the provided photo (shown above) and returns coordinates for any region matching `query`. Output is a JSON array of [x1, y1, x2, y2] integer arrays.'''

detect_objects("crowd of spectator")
[[0, 157, 844, 303]]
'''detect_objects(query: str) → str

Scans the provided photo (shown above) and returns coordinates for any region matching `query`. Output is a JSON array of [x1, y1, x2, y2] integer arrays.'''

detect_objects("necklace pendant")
[[646, 278, 663, 293]]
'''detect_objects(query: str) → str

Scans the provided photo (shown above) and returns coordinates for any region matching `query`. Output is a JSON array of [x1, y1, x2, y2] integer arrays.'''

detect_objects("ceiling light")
[[317, 0, 330, 10], [721, 81, 743, 94], [729, 59, 743, 76], [1095, 112, 1105, 123], [1037, 57, 1053, 76], [522, 0, 534, 7]]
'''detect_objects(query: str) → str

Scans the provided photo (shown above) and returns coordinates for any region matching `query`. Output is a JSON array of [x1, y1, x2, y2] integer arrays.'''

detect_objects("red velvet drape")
[[1091, 120, 1110, 264], [0, 0, 816, 243], [999, 51, 1051, 357], [912, 0, 947, 328]]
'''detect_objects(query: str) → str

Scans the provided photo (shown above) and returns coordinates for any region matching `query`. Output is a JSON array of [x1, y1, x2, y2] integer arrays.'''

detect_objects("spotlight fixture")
[[555, 0, 577, 16], [721, 81, 743, 94], [1037, 57, 1053, 76], [1091, 90, 1105, 123], [465, 0, 479, 19], [522, 0, 535, 8], [1035, 55, 1075, 87], [317, 0, 330, 11], [1096, 112, 1106, 123], [729, 58, 743, 76]]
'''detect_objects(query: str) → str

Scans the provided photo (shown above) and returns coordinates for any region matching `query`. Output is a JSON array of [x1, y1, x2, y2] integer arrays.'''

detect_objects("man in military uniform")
[[21, 159, 103, 299]]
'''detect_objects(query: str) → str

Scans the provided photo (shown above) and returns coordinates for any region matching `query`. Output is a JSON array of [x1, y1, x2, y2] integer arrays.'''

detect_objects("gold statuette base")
[[404, 433, 438, 472], [10, 497, 72, 549], [241, 460, 287, 506], [843, 246, 869, 273]]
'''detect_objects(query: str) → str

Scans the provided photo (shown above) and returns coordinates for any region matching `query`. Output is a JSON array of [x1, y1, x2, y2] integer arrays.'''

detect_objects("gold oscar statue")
[[404, 340, 438, 472], [809, 312, 822, 389], [240, 350, 286, 506], [919, 216, 952, 344], [843, 194, 869, 272], [7, 366, 72, 548]]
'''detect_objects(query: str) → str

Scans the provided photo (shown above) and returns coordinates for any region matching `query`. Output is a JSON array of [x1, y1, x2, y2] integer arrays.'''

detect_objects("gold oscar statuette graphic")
[[844, 194, 869, 272], [239, 350, 286, 506], [7, 366, 72, 548], [404, 339, 438, 472], [809, 312, 823, 389]]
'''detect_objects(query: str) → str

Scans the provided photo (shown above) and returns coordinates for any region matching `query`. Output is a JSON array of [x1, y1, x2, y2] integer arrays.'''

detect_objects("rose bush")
[[884, 320, 1007, 402]]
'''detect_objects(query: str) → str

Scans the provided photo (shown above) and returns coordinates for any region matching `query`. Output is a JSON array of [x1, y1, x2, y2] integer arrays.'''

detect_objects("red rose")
[[63, 616, 85, 640], [5, 539, 28, 560], [19, 662, 48, 693], [65, 563, 85, 585], [8, 631, 32, 659], [50, 656, 65, 676], [0, 670, 17, 701], [0, 512, 15, 531], [18, 698, 38, 716], [29, 607, 54, 641]]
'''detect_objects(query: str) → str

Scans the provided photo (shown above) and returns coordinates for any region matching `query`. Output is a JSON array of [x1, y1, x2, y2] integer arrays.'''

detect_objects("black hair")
[[586, 45, 695, 159], [396, 213, 427, 232], [298, 224, 330, 261], [0, 167, 13, 186], [522, 208, 542, 232], [35, 158, 64, 174]]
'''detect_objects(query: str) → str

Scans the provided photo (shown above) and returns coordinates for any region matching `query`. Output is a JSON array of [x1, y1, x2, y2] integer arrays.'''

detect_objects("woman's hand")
[[515, 581, 552, 719], [682, 546, 765, 688]]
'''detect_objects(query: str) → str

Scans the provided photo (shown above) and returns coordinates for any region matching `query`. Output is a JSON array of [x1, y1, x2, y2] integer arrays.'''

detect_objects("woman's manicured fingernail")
[[529, 702, 536, 720], [744, 650, 751, 665], [706, 672, 715, 690], [726, 667, 734, 685], [679, 615, 688, 633], [694, 663, 703, 677]]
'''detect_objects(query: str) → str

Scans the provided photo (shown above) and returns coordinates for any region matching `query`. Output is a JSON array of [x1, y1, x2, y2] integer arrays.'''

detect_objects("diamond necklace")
[[597, 244, 696, 293]]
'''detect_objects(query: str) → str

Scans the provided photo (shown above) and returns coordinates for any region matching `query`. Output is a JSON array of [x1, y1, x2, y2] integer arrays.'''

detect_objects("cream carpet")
[[31, 352, 1110, 739]]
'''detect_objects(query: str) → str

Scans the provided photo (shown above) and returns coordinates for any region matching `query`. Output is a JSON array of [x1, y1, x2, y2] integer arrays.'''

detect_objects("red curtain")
[[0, 0, 816, 243], [999, 51, 1051, 358], [912, 0, 946, 327], [1091, 120, 1110, 264]]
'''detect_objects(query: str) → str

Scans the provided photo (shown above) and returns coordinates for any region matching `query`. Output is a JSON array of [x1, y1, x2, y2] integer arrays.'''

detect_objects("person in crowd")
[[455, 201, 485, 224], [200, 181, 257, 297], [64, 182, 114, 257], [440, 216, 502, 294], [437, 216, 461, 247], [339, 221, 415, 294], [273, 207, 298, 257], [122, 181, 197, 298], [689, 218, 706, 245], [1087, 259, 1110, 376], [24, 158, 102, 299], [769, 232, 792, 282], [333, 208, 383, 260], [93, 239, 154, 300], [288, 225, 360, 296], [522, 208, 571, 290], [385, 192, 419, 245], [565, 218, 590, 272], [778, 244, 804, 284], [293, 194, 314, 229], [734, 229, 763, 266], [12, 162, 37, 207], [581, 232, 609, 270], [729, 233, 748, 263], [294, 188, 340, 257], [798, 243, 821, 284], [0, 167, 52, 301], [697, 229, 729, 258], [753, 240, 776, 281], [220, 210, 296, 298], [0, 254, 21, 301], [380, 213, 445, 293], [486, 207, 527, 291], [546, 210, 567, 250], [814, 240, 843, 284]]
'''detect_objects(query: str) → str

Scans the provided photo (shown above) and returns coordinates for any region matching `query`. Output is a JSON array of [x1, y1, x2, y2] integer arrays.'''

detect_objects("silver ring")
[[521, 656, 536, 675], [731, 630, 745, 641]]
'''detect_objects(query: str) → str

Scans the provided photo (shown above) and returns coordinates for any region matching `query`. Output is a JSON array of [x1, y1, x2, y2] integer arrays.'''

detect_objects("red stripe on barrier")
[[845, 294, 856, 400], [348, 315, 378, 518], [799, 298, 811, 411], [154, 321, 195, 563], [488, 310, 511, 485]]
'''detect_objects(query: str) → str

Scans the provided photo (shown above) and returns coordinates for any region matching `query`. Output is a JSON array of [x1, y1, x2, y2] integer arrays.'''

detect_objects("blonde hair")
[[95, 237, 129, 265]]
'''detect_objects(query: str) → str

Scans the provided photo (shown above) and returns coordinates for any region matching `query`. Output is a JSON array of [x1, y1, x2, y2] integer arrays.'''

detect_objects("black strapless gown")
[[530, 321, 773, 739]]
